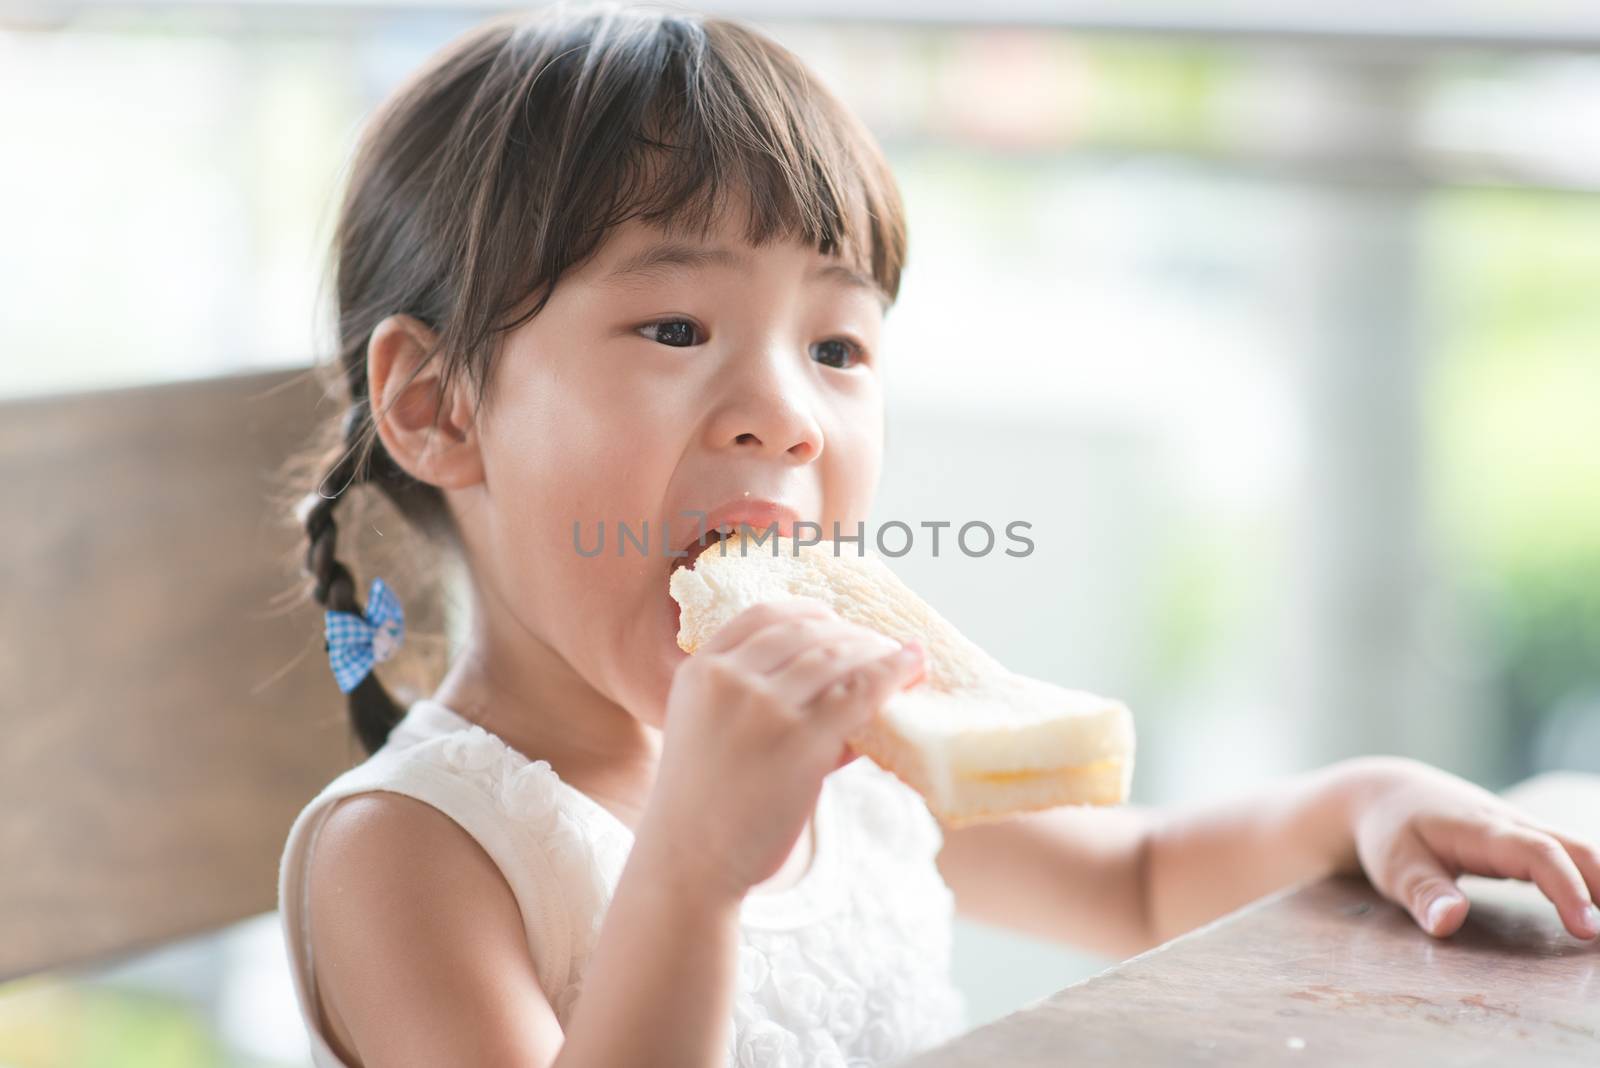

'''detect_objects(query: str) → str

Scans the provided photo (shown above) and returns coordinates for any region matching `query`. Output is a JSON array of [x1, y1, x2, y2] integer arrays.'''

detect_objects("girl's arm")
[[932, 799, 1154, 959], [555, 820, 744, 1067], [309, 793, 741, 1068], [934, 761, 1361, 959], [935, 756, 1600, 959]]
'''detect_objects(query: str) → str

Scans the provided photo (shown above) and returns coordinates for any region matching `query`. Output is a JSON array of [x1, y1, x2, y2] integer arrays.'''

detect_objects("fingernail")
[[1579, 904, 1600, 939], [898, 639, 924, 662], [1426, 895, 1459, 935]]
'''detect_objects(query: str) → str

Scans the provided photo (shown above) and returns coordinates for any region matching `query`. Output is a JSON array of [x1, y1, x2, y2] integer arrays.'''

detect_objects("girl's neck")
[[431, 625, 663, 831]]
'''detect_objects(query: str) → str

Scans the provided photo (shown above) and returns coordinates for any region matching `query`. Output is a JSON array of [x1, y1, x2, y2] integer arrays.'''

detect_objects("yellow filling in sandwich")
[[960, 758, 1120, 784]]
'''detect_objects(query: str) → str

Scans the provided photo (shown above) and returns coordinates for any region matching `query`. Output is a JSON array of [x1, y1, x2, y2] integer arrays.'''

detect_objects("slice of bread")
[[669, 531, 1135, 827]]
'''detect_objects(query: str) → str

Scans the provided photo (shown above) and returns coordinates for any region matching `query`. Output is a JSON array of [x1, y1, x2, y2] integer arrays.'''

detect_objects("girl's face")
[[463, 198, 888, 728]]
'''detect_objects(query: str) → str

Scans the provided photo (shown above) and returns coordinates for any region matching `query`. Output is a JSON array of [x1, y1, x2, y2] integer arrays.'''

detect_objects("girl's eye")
[[638, 319, 703, 347], [812, 338, 865, 369], [636, 320, 866, 368]]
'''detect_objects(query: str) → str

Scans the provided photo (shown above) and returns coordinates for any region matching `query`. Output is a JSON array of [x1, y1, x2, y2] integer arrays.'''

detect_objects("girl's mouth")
[[672, 524, 737, 576]]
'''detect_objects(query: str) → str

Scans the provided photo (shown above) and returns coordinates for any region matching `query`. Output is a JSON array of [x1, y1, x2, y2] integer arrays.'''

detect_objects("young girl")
[[276, 4, 1600, 1066]]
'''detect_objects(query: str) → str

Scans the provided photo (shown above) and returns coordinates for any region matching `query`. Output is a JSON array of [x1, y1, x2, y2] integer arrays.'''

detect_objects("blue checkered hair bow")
[[324, 576, 405, 694]]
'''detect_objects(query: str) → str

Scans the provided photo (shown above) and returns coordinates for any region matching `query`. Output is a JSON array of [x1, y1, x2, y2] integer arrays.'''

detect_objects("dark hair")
[[275, 0, 909, 756]]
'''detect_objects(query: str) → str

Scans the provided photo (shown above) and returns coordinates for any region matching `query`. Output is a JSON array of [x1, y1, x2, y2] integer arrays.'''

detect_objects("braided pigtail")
[[298, 408, 406, 754]]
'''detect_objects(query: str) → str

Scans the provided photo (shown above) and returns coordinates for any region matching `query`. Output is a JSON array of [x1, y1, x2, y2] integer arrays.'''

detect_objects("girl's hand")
[[1347, 757, 1600, 940], [639, 599, 925, 904]]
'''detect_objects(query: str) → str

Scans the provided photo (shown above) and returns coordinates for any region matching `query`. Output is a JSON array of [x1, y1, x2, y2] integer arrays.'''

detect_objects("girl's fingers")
[[1450, 823, 1599, 940], [1518, 820, 1600, 908], [808, 641, 925, 733], [701, 598, 830, 655], [728, 614, 841, 674], [1550, 831, 1600, 910], [1385, 829, 1470, 937], [767, 630, 902, 702]]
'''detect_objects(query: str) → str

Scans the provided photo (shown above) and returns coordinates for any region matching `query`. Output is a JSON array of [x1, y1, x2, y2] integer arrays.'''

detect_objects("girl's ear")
[[366, 314, 485, 491]]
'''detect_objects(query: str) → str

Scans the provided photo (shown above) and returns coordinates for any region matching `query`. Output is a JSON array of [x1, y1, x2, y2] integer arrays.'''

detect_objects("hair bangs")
[[618, 17, 901, 302], [486, 9, 904, 342]]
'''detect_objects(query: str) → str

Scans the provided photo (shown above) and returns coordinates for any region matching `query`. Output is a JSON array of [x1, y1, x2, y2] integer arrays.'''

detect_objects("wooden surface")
[[904, 771, 1600, 1067], [0, 369, 366, 981]]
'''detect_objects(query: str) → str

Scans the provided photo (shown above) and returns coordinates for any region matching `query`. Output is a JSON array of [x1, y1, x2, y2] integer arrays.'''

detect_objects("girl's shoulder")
[[280, 712, 632, 1015], [298, 784, 539, 1066], [324, 717, 637, 915]]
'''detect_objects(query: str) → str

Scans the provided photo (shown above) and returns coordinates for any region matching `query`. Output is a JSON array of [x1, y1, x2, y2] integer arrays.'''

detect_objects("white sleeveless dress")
[[277, 698, 967, 1067]]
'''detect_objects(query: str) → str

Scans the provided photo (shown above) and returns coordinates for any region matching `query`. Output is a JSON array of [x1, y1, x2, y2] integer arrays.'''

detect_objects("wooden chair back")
[[0, 369, 365, 980]]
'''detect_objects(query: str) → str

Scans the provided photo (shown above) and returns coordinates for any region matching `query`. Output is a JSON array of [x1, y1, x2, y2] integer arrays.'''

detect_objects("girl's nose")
[[707, 351, 824, 463]]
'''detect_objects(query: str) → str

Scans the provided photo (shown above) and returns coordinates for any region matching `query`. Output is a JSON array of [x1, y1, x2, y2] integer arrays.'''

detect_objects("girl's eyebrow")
[[602, 241, 747, 283], [600, 241, 889, 309]]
